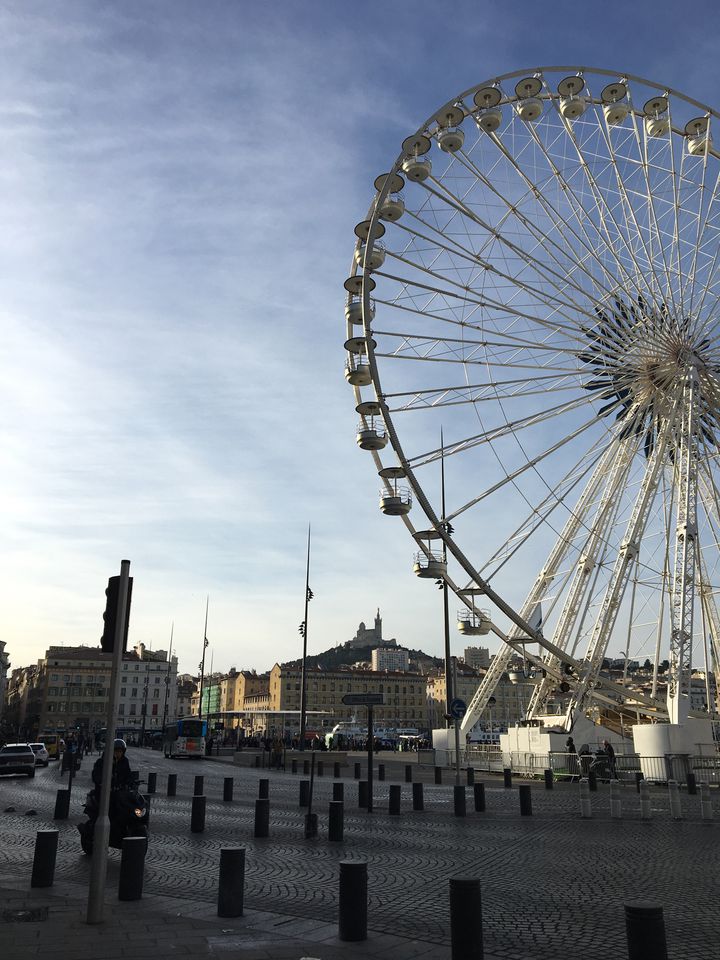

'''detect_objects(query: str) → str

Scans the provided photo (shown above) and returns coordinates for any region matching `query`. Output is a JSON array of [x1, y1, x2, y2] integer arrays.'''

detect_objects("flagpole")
[[440, 428, 453, 725], [198, 596, 209, 724], [161, 623, 174, 732], [299, 525, 312, 752]]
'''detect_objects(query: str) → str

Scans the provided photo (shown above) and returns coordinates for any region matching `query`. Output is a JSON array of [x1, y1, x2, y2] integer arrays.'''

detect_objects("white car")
[[0, 743, 36, 777], [29, 742, 50, 767]]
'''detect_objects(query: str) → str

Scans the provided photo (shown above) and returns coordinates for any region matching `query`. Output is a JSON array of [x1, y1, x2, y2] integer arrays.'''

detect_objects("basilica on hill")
[[346, 610, 398, 650]]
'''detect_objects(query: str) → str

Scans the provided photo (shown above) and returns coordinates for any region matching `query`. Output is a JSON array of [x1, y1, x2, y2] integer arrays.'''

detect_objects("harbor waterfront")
[[0, 748, 717, 959]]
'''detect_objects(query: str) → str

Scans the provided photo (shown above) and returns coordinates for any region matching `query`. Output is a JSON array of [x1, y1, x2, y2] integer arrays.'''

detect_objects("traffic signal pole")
[[87, 559, 131, 925]]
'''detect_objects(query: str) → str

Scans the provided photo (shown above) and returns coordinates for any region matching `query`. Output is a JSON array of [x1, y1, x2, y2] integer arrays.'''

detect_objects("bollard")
[[454, 784, 466, 817], [146, 772, 157, 795], [405, 764, 413, 783], [434, 766, 443, 785], [624, 903, 668, 960], [223, 777, 234, 802], [303, 759, 310, 776], [254, 798, 269, 838], [466, 767, 475, 787], [328, 800, 344, 842], [378, 763, 385, 781], [686, 772, 697, 796], [304, 811, 318, 839], [639, 780, 652, 820], [700, 782, 713, 821], [635, 771, 644, 794], [217, 847, 245, 917], [31, 830, 59, 888], [579, 778, 592, 819], [518, 784, 532, 816], [258, 778, 269, 800], [449, 877, 483, 960], [339, 861, 367, 942], [191, 795, 206, 833], [389, 784, 401, 815], [299, 780, 310, 807], [412, 782, 424, 811], [333, 781, 344, 802], [333, 761, 340, 778], [118, 836, 146, 901], [503, 768, 512, 789], [316, 761, 323, 777], [610, 780, 622, 819], [668, 780, 682, 820], [543, 769, 553, 790], [53, 789, 70, 821], [588, 768, 597, 792], [253, 755, 260, 768], [358, 780, 368, 809], [291, 758, 298, 774], [354, 762, 361, 780], [473, 782, 486, 813], [194, 775, 204, 796], [167, 773, 177, 797]]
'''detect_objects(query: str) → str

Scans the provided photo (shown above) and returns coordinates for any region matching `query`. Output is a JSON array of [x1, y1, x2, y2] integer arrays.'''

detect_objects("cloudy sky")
[[3, 0, 720, 677]]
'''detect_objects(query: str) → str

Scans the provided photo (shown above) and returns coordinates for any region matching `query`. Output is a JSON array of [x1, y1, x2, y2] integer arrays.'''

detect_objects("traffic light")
[[101, 575, 133, 653]]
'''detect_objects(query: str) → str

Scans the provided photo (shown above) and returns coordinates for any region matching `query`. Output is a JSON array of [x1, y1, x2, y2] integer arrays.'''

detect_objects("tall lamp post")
[[198, 597, 209, 724], [298, 525, 313, 751], [161, 624, 174, 732]]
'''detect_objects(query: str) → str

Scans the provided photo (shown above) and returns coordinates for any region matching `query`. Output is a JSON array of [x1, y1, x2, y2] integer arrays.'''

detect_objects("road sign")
[[342, 693, 384, 706], [449, 698, 467, 720]]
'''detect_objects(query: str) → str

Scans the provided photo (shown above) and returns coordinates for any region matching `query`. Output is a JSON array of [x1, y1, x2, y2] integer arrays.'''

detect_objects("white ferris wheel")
[[344, 66, 720, 739]]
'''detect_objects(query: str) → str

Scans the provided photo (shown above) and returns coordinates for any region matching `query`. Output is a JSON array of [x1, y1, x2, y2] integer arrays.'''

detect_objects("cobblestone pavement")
[[0, 751, 718, 959]]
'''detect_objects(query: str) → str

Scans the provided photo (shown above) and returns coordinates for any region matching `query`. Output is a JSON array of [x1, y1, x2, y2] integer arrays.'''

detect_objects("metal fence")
[[498, 749, 720, 784]]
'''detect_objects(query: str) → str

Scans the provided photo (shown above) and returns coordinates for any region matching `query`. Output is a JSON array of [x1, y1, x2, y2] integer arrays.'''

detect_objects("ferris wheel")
[[344, 66, 720, 736]]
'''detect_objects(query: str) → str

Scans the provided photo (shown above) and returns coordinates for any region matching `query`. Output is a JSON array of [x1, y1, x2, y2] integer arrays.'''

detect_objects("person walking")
[[566, 737, 579, 780], [603, 739, 618, 779]]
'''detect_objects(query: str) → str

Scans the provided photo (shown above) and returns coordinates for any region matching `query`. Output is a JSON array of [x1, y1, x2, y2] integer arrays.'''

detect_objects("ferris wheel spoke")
[[684, 165, 720, 327]]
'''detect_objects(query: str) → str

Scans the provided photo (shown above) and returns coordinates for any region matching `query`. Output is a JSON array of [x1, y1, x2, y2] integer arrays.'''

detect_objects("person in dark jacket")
[[92, 739, 133, 793]]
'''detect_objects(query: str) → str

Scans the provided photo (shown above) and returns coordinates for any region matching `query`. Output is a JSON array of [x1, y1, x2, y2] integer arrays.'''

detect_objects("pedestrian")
[[603, 739, 618, 779], [566, 737, 579, 780]]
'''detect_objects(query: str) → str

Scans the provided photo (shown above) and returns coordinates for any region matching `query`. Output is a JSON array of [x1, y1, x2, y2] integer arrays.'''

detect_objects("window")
[[63, 675, 70, 683], [118, 704, 125, 716], [129, 704, 136, 716], [134, 664, 139, 671], [123, 664, 128, 671], [49, 687, 58, 697], [121, 688, 126, 697], [50, 674, 59, 682], [74, 676, 82, 684], [152, 704, 158, 716], [47, 704, 55, 713], [131, 688, 138, 698], [153, 689, 159, 699]]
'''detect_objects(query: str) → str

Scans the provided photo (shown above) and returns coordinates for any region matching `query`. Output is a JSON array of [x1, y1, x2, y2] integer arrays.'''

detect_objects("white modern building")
[[372, 646, 410, 672]]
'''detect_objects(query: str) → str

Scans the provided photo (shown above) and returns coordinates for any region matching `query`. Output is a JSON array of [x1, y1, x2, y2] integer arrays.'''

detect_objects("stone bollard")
[[434, 766, 443, 785], [223, 777, 234, 802], [291, 758, 298, 774], [686, 772, 697, 796], [700, 782, 713, 821], [333, 761, 340, 778], [358, 780, 368, 809], [543, 769, 553, 790], [579, 778, 592, 819], [639, 781, 652, 820], [31, 830, 59, 888], [378, 763, 385, 781], [466, 767, 475, 787], [194, 775, 204, 796], [473, 782, 486, 813], [217, 848, 245, 917], [299, 780, 310, 807], [146, 772, 157, 795], [258, 778, 269, 800], [354, 762, 361, 780], [454, 785, 466, 817], [588, 768, 597, 792], [254, 798, 269, 838], [503, 768, 512, 789], [389, 784, 401, 815], [303, 760, 310, 776], [339, 861, 367, 941], [405, 764, 413, 783], [317, 761, 324, 777], [254, 755, 261, 768], [118, 836, 146, 901], [610, 780, 622, 819], [635, 771, 644, 794], [53, 789, 70, 821], [624, 903, 668, 960], [449, 877, 483, 960], [329, 800, 344, 842], [167, 773, 177, 797], [333, 781, 344, 802], [668, 780, 682, 820], [519, 784, 532, 816], [412, 782, 424, 811], [191, 795, 206, 833]]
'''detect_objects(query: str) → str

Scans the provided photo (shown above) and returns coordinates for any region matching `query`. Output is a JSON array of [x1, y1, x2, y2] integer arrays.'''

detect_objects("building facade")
[[371, 647, 410, 672]]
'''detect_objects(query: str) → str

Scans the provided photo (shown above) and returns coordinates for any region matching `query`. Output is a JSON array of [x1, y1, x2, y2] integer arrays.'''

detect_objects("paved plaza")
[[0, 751, 717, 959]]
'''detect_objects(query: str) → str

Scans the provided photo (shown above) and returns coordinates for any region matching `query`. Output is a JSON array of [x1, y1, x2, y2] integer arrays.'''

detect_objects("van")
[[38, 734, 62, 760]]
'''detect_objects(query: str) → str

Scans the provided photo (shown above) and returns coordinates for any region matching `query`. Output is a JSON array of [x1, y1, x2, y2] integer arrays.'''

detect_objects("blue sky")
[[3, 0, 720, 677]]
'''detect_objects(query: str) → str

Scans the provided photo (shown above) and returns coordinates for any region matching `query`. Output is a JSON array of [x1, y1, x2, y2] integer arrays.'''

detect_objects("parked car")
[[38, 733, 62, 760], [29, 743, 50, 767], [0, 743, 36, 778]]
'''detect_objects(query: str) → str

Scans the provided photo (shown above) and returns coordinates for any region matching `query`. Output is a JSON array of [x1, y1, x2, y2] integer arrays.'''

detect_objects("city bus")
[[163, 718, 207, 758]]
